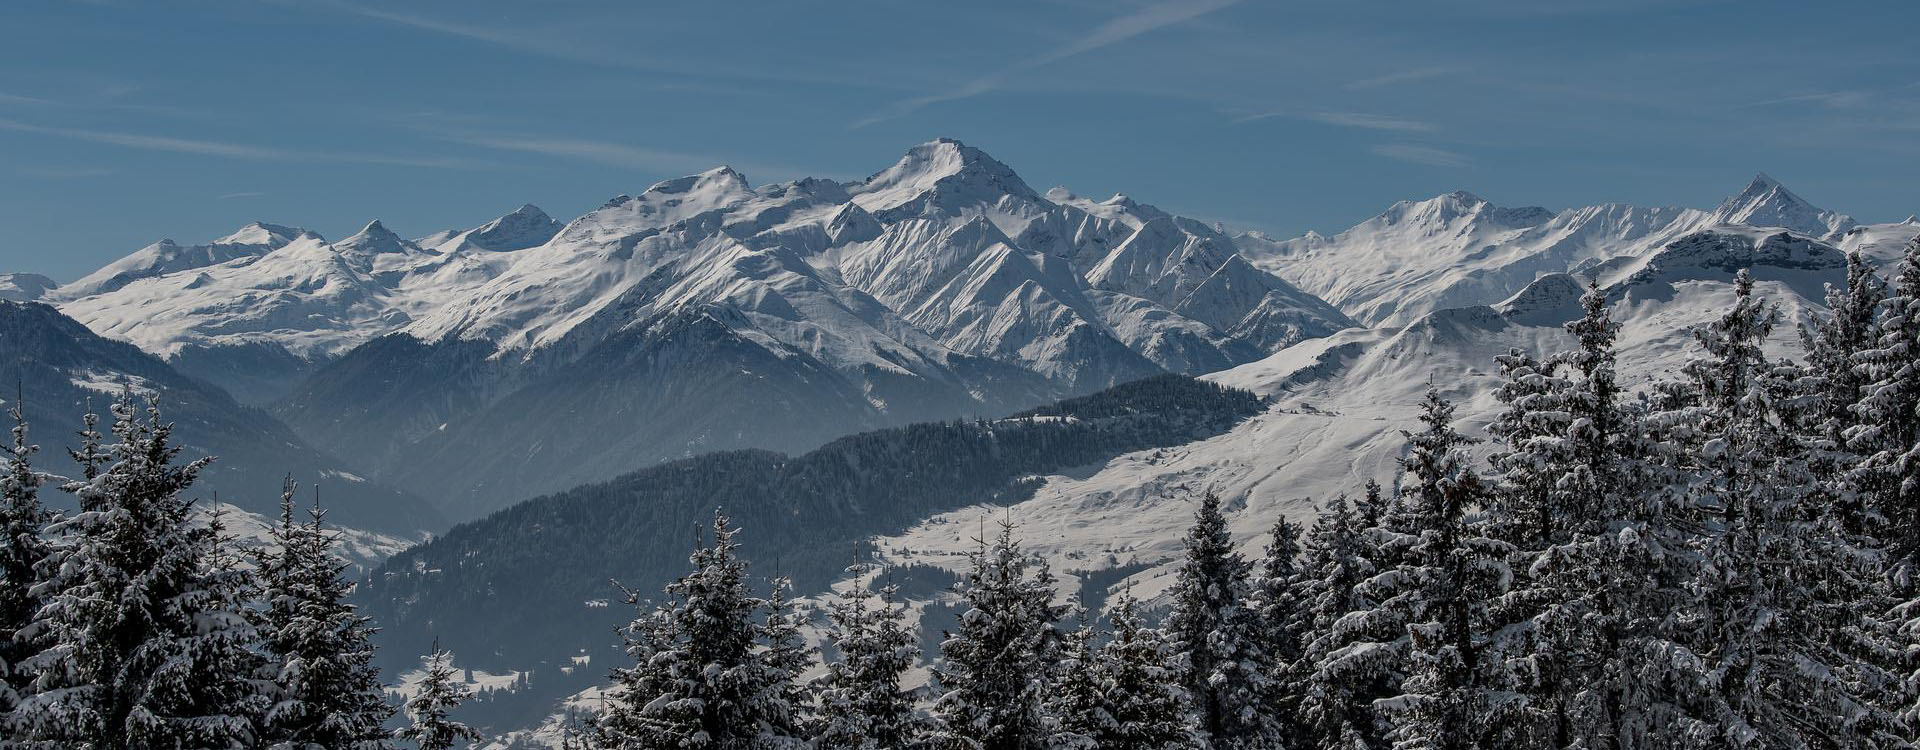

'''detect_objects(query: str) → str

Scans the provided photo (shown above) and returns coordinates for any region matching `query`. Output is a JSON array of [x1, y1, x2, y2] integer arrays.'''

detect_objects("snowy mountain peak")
[[0, 272, 57, 302], [216, 221, 309, 247], [1711, 172, 1855, 238], [466, 203, 562, 251], [852, 138, 1041, 213], [336, 220, 417, 257], [646, 166, 751, 197]]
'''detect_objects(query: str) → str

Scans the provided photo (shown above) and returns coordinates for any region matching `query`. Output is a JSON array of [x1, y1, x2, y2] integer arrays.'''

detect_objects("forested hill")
[[359, 374, 1263, 670]]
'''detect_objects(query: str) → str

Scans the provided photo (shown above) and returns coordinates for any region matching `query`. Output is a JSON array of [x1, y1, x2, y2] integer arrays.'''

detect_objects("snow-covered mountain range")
[[19, 139, 1355, 518], [8, 139, 1915, 528], [1235, 172, 1901, 327]]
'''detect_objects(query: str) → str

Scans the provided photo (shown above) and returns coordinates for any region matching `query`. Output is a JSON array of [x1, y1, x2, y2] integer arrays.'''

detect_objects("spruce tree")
[[1163, 491, 1283, 749], [13, 393, 269, 748], [1803, 253, 1886, 479], [1297, 494, 1384, 747], [591, 511, 801, 749], [757, 576, 812, 748], [929, 517, 1063, 750], [259, 478, 395, 749], [1486, 347, 1574, 548], [814, 565, 922, 750], [1098, 591, 1203, 749], [1854, 239, 1920, 569], [1683, 270, 1903, 746], [1045, 602, 1104, 750], [394, 641, 483, 750], [1375, 388, 1523, 750], [0, 396, 48, 716], [1049, 589, 1201, 750], [1249, 515, 1308, 739]]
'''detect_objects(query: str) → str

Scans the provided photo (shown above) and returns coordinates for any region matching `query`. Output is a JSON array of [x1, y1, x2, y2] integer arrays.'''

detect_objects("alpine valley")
[[5, 138, 1916, 743]]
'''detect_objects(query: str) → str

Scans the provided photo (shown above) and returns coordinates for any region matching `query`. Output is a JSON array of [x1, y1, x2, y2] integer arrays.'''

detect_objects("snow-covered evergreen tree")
[[1049, 588, 1201, 750], [13, 393, 270, 748], [928, 517, 1063, 750], [590, 510, 803, 749], [0, 397, 49, 716], [1296, 494, 1384, 748], [1803, 252, 1886, 469], [813, 565, 922, 750], [1163, 491, 1284, 749], [1682, 270, 1904, 746], [1486, 347, 1574, 549], [1374, 388, 1524, 750], [758, 576, 812, 748], [394, 642, 483, 750], [1249, 515, 1308, 739], [1045, 602, 1104, 750], [1854, 240, 1920, 570], [258, 477, 394, 750]]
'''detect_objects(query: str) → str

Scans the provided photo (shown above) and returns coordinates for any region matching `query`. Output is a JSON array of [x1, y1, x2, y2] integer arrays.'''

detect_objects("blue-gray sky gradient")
[[2, 0, 1915, 279]]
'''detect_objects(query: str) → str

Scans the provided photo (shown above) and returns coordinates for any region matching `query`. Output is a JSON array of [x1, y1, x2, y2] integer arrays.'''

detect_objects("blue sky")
[[2, 0, 1915, 280]]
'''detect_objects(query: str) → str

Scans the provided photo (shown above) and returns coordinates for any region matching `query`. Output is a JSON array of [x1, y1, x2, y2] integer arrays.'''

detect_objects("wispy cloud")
[[0, 117, 492, 169], [15, 165, 116, 179], [854, 0, 1241, 128], [310, 1, 901, 93], [218, 191, 268, 200], [1749, 90, 1871, 109], [1371, 143, 1472, 167], [1345, 65, 1472, 91], [1237, 110, 1435, 132], [0, 91, 57, 107]]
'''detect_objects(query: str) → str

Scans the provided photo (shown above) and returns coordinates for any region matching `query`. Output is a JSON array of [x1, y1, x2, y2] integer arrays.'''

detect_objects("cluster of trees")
[[0, 391, 480, 749], [573, 244, 1920, 749]]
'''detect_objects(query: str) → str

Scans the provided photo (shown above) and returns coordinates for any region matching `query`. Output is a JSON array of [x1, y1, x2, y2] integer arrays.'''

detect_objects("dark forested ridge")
[[357, 374, 1264, 670]]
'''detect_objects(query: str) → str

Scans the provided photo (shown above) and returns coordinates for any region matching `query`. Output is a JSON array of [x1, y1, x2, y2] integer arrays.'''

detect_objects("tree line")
[[566, 241, 1920, 749], [0, 391, 479, 749]]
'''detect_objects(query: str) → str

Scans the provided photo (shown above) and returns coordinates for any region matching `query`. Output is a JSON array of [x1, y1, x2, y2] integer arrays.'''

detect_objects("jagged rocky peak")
[[1711, 172, 1856, 238], [852, 137, 1041, 213]]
